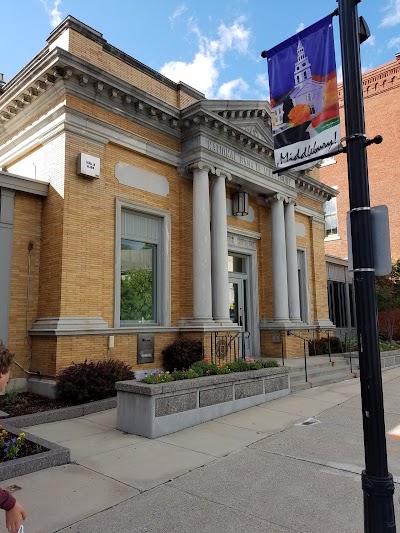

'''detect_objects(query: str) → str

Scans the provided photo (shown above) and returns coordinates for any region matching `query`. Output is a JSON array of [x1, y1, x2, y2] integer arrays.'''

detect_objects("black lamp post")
[[231, 185, 249, 216], [338, 0, 396, 530]]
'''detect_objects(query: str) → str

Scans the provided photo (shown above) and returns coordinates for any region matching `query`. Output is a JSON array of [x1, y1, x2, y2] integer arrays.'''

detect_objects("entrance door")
[[228, 274, 250, 357]]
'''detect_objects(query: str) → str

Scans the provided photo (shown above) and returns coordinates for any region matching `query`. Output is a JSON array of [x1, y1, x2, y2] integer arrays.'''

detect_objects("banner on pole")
[[265, 15, 340, 171]]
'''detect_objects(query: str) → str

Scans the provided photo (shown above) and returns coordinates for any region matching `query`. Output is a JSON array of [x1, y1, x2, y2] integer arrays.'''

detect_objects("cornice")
[[181, 103, 274, 155], [46, 16, 205, 101], [0, 49, 182, 140], [295, 174, 337, 202], [337, 58, 400, 105], [0, 106, 181, 169]]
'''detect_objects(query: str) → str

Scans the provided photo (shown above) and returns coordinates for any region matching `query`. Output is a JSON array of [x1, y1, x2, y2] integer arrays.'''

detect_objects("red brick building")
[[320, 53, 400, 335]]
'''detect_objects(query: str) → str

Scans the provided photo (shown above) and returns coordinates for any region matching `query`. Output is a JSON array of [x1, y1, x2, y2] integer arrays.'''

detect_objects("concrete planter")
[[116, 367, 290, 438], [343, 349, 400, 370], [0, 422, 69, 482]]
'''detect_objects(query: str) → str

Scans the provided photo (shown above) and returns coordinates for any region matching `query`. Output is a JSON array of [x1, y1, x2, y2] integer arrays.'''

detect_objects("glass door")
[[229, 275, 250, 357]]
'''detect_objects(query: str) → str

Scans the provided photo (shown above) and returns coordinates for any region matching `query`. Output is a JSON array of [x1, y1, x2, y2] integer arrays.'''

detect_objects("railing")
[[284, 328, 358, 383], [202, 331, 251, 365], [287, 330, 310, 382]]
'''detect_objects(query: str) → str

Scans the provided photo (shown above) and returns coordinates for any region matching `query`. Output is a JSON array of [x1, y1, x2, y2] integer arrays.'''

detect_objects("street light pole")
[[337, 0, 396, 531]]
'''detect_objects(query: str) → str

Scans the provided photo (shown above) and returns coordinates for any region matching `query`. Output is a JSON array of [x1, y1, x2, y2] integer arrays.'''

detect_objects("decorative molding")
[[30, 317, 109, 335], [227, 232, 257, 251]]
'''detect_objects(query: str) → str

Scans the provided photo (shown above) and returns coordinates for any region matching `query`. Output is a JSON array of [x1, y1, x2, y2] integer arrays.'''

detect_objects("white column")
[[191, 163, 213, 322], [211, 169, 231, 323], [285, 199, 302, 322], [271, 194, 290, 322]]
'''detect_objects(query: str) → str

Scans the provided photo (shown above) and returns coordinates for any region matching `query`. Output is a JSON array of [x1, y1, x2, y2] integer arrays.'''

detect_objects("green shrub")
[[260, 359, 279, 368], [171, 370, 185, 380], [57, 359, 134, 404], [226, 359, 250, 372], [183, 368, 201, 379], [162, 337, 204, 372], [308, 337, 344, 356], [191, 361, 219, 375]]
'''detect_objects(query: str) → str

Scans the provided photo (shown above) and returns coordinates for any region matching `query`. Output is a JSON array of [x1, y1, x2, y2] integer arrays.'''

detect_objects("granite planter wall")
[[0, 422, 69, 481], [116, 367, 290, 438]]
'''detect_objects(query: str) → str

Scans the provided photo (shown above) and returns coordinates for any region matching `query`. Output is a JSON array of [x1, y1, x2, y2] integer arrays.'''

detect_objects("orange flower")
[[288, 104, 311, 126], [323, 78, 338, 107]]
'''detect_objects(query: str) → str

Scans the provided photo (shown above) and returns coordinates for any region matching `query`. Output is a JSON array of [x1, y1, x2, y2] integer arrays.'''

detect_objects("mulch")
[[0, 392, 72, 418]]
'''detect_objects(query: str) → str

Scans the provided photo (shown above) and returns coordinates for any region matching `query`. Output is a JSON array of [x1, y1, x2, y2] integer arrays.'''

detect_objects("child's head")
[[0, 341, 13, 393]]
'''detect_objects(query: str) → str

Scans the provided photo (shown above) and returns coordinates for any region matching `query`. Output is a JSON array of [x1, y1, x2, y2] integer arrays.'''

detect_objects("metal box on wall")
[[137, 334, 155, 364]]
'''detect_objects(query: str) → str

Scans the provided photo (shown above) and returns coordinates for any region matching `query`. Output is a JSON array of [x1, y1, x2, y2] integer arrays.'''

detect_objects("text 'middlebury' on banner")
[[266, 15, 340, 171]]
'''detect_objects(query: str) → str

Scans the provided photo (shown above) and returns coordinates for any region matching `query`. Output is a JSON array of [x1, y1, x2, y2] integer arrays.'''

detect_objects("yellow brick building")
[[0, 17, 336, 385]]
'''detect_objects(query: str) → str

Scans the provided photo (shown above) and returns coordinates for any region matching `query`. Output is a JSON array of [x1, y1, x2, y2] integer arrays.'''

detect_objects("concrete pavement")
[[1, 367, 400, 532]]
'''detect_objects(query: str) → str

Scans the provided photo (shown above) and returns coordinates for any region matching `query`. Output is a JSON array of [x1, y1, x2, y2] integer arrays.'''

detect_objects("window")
[[327, 280, 354, 328], [304, 72, 307, 79], [115, 200, 171, 327], [320, 156, 336, 167], [297, 250, 309, 323], [324, 192, 338, 238], [121, 239, 157, 322]]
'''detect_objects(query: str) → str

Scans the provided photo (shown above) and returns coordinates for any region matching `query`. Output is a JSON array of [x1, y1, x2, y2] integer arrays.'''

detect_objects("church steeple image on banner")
[[294, 40, 312, 89]]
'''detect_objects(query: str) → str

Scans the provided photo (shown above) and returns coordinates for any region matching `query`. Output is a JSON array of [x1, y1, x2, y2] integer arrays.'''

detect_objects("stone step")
[[308, 371, 358, 388], [290, 368, 358, 391], [290, 382, 312, 393], [289, 364, 350, 382]]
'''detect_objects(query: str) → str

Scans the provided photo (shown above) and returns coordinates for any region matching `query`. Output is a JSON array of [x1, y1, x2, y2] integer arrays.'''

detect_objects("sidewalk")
[[1, 368, 400, 532]]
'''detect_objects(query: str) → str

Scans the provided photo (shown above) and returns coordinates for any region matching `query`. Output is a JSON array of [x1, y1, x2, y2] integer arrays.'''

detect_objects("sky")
[[1, 0, 399, 101]]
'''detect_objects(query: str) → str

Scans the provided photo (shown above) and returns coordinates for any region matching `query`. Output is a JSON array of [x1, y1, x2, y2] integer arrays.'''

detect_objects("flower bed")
[[0, 422, 69, 482], [116, 364, 290, 438], [141, 358, 279, 384]]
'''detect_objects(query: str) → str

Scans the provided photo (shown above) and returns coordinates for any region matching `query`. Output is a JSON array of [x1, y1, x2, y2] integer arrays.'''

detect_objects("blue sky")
[[1, 1, 399, 100]]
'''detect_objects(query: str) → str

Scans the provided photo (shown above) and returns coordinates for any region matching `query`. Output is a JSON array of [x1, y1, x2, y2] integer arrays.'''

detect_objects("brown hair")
[[0, 341, 14, 374]]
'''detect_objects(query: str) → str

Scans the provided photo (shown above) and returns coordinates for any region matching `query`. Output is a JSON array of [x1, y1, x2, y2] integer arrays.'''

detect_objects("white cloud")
[[39, 0, 62, 27], [217, 78, 249, 99], [296, 22, 305, 33], [255, 72, 270, 101], [169, 4, 187, 25], [160, 17, 251, 98], [337, 66, 343, 83], [39, 0, 62, 28], [364, 35, 376, 47], [380, 0, 400, 27], [161, 54, 218, 97], [388, 35, 400, 48]]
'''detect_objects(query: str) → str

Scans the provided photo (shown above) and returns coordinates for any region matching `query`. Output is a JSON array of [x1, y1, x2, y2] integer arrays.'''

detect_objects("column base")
[[314, 319, 335, 328], [178, 318, 240, 332]]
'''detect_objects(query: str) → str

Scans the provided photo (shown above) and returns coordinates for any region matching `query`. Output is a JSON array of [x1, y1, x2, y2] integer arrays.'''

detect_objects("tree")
[[375, 260, 400, 343], [120, 268, 153, 322]]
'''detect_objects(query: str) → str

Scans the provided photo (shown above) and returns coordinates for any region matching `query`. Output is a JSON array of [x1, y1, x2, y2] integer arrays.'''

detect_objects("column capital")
[[285, 197, 297, 206], [213, 168, 232, 181], [264, 193, 288, 205], [187, 161, 215, 174]]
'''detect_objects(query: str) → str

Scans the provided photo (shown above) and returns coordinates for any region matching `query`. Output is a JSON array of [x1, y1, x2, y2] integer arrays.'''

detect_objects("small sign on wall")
[[77, 153, 100, 179], [137, 334, 155, 364]]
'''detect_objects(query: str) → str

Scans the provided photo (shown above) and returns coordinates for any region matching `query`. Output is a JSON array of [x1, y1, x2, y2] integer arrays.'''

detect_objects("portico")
[[179, 99, 335, 356]]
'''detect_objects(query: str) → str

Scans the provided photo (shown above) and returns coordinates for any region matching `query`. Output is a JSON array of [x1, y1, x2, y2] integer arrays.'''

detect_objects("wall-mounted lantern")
[[231, 185, 249, 216]]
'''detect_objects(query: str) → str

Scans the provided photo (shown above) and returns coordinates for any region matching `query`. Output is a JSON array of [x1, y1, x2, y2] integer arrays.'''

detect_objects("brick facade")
[[320, 54, 400, 260], [0, 16, 335, 379]]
